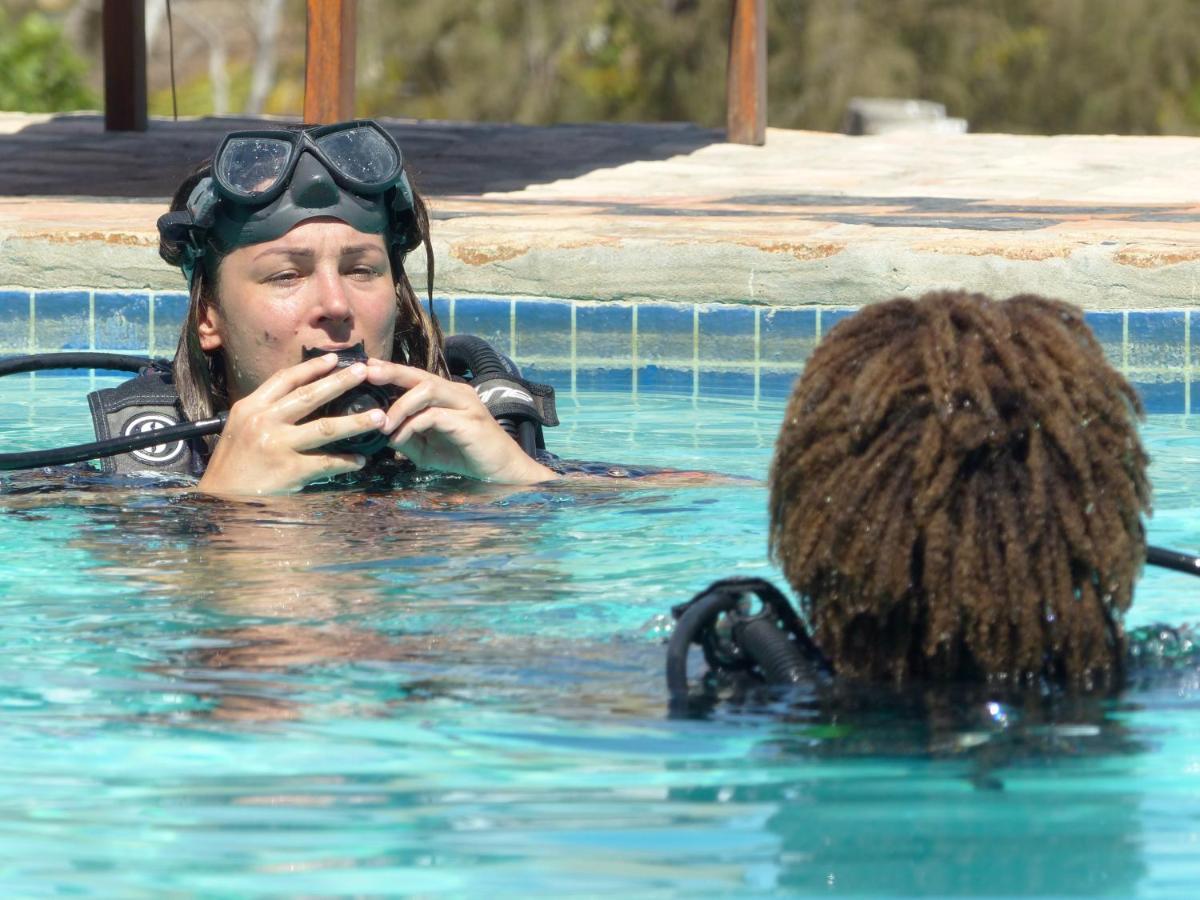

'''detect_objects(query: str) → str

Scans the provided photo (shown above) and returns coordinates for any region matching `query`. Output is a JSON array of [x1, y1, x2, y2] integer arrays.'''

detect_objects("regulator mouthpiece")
[[300, 342, 401, 457]]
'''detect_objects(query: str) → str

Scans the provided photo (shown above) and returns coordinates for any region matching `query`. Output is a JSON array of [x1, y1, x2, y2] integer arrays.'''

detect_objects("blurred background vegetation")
[[4, 0, 1200, 134]]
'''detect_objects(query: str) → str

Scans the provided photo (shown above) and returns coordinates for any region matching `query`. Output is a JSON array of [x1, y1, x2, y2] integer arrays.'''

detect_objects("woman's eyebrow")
[[253, 246, 314, 261], [250, 245, 384, 261], [340, 244, 385, 256]]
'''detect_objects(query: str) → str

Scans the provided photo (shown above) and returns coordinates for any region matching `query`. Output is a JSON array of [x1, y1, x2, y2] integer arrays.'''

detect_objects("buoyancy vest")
[[86, 362, 207, 477]]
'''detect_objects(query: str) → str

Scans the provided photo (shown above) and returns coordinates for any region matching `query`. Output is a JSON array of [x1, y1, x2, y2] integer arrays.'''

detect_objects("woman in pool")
[[148, 119, 556, 496]]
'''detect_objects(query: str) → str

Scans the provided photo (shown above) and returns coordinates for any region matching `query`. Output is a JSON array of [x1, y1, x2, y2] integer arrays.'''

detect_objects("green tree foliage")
[[769, 0, 1200, 134], [15, 0, 1200, 134], [355, 0, 1200, 135], [0, 9, 95, 113], [356, 0, 728, 125]]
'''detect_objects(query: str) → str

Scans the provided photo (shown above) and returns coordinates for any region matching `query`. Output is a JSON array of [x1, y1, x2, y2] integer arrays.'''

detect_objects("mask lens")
[[216, 137, 293, 197], [316, 126, 398, 188]]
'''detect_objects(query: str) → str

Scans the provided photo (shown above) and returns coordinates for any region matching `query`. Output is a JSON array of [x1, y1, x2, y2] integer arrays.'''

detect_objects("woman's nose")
[[313, 269, 352, 323]]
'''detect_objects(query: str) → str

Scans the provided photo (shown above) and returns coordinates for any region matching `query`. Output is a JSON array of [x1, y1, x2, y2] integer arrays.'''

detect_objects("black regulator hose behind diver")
[[665, 577, 833, 705], [1147, 545, 1200, 576], [0, 414, 227, 470], [0, 351, 226, 470], [443, 334, 542, 458], [0, 346, 384, 471], [0, 352, 154, 378]]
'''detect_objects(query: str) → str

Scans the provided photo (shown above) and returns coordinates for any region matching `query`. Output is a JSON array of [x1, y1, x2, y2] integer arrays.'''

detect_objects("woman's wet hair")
[[769, 290, 1151, 689], [158, 127, 447, 430]]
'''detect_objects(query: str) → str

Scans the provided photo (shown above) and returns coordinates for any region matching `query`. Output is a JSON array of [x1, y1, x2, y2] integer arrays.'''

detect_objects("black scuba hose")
[[443, 334, 515, 383], [0, 351, 222, 471], [517, 419, 538, 455], [733, 617, 812, 685], [0, 414, 226, 471], [0, 352, 151, 377], [444, 335, 539, 457], [666, 578, 832, 703], [666, 587, 738, 700], [4, 354, 1200, 585], [1148, 545, 1200, 576]]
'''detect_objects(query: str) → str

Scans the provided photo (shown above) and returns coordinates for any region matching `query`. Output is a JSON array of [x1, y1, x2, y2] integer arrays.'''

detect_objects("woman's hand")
[[365, 358, 556, 484], [197, 353, 387, 496]]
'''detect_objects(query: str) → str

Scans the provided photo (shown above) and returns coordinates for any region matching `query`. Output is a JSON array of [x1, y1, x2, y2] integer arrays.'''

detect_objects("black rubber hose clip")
[[300, 342, 401, 457]]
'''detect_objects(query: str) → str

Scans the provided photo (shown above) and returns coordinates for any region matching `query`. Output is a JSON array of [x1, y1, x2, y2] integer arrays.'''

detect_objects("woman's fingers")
[[365, 358, 481, 431], [381, 377, 477, 433], [255, 352, 340, 404], [291, 407, 388, 452], [362, 356, 549, 484], [198, 355, 385, 496], [364, 358, 434, 391], [388, 405, 450, 450], [273, 360, 371, 423], [295, 450, 369, 481]]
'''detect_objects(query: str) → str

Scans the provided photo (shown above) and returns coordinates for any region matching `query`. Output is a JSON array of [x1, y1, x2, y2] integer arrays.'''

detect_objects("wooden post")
[[726, 0, 766, 145], [304, 0, 358, 123], [102, 0, 147, 132]]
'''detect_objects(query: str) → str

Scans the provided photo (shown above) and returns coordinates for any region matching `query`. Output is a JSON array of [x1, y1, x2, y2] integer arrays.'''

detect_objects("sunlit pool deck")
[[1, 111, 1199, 408], [3, 110, 1200, 306]]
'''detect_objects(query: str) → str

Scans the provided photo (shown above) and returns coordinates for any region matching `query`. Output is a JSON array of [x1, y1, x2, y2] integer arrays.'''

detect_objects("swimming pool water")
[[1, 373, 1199, 895]]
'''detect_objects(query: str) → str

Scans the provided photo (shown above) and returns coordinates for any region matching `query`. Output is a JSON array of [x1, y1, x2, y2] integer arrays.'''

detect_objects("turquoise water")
[[1, 373, 1199, 896]]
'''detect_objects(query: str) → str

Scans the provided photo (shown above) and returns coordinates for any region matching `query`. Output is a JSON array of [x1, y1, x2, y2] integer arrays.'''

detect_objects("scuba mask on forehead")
[[157, 120, 422, 289]]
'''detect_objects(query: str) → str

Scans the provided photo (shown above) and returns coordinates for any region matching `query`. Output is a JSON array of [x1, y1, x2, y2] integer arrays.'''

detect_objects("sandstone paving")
[[1, 112, 1197, 308]]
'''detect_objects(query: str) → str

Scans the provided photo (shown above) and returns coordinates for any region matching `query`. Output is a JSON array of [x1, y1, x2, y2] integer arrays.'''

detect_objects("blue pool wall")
[[0, 289, 1195, 412]]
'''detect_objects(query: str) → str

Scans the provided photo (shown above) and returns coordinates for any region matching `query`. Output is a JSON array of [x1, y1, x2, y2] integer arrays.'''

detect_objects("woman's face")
[[200, 217, 397, 403]]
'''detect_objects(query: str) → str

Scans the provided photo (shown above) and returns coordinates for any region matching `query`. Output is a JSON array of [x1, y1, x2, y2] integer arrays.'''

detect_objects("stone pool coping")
[[2, 112, 1199, 309]]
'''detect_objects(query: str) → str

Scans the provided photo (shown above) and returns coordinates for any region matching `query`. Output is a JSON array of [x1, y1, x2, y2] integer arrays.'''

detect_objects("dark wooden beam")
[[304, 0, 358, 123], [102, 0, 147, 132], [726, 0, 766, 145]]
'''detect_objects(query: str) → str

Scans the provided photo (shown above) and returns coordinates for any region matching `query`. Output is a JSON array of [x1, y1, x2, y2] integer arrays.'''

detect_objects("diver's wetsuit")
[[87, 361, 209, 478]]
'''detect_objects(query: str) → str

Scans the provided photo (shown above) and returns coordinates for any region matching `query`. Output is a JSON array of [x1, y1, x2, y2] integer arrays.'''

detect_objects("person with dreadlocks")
[[667, 289, 1183, 698], [771, 289, 1150, 689]]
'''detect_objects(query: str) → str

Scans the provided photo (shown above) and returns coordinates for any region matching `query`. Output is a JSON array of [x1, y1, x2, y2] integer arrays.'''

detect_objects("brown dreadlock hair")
[[769, 290, 1151, 689]]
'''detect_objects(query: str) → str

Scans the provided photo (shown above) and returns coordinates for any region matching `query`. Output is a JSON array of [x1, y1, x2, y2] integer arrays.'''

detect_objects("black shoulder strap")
[[86, 364, 204, 476]]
